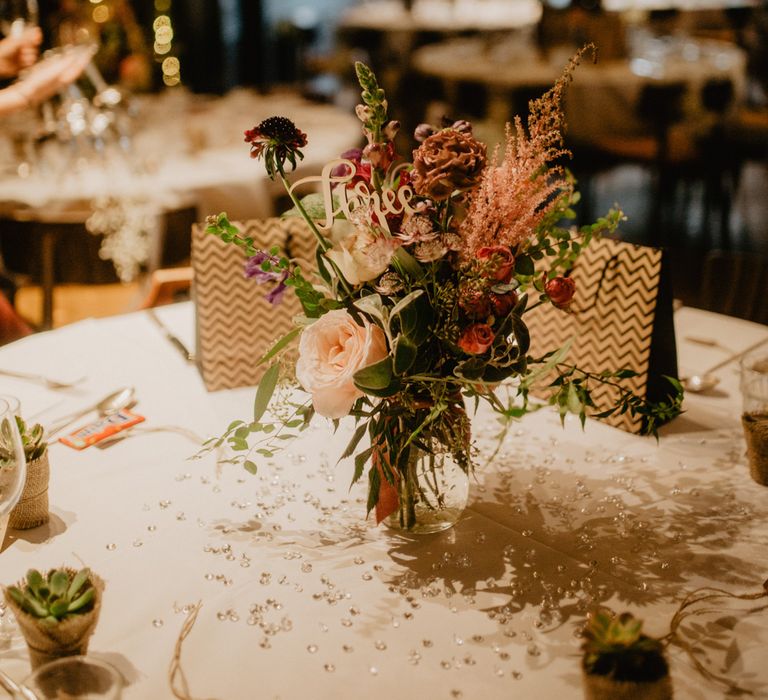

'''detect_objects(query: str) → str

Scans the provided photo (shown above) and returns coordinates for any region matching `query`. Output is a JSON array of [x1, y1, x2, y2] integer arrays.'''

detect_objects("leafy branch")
[[547, 364, 684, 437]]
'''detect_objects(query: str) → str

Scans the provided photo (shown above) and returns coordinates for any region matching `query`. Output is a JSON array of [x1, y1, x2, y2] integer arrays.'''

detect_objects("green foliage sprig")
[[7, 568, 95, 625], [582, 610, 669, 683]]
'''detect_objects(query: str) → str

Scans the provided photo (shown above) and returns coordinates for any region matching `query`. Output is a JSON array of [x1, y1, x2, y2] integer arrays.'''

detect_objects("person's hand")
[[0, 27, 42, 78], [11, 44, 96, 107]]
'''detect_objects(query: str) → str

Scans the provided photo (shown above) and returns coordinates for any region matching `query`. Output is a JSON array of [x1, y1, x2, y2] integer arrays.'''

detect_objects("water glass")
[[740, 346, 768, 415], [23, 656, 123, 699], [0, 396, 26, 546]]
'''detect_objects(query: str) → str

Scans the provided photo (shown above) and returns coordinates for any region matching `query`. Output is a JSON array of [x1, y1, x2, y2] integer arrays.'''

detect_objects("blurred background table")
[[0, 302, 766, 698], [0, 89, 360, 329]]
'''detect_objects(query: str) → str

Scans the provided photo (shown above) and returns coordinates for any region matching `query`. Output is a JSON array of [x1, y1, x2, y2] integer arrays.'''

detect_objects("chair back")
[[700, 250, 768, 325]]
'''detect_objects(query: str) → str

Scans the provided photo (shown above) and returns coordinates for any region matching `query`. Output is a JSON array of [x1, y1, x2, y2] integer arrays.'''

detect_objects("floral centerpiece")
[[202, 55, 682, 533]]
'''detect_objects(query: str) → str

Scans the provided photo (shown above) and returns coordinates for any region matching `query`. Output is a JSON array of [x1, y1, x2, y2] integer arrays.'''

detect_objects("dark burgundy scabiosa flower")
[[244, 116, 308, 180], [244, 250, 289, 305]]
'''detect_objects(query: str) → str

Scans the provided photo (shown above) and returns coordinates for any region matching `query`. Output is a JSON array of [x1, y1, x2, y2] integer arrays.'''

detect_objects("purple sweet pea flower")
[[245, 250, 289, 305]]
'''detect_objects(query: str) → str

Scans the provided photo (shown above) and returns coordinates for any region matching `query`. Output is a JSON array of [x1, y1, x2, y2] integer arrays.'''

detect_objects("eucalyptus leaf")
[[520, 339, 573, 390], [255, 328, 301, 369], [392, 335, 417, 375], [253, 363, 280, 423], [353, 356, 394, 391]]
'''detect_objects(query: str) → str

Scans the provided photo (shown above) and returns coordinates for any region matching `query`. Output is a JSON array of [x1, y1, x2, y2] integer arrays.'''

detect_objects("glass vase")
[[384, 439, 470, 535]]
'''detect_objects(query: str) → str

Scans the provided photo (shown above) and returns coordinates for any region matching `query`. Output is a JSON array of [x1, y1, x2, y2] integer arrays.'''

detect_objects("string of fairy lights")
[[152, 0, 180, 87]]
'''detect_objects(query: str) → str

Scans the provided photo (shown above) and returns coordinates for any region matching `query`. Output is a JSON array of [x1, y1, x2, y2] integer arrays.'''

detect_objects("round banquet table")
[[0, 303, 767, 699], [339, 0, 543, 33], [411, 35, 747, 142], [0, 89, 361, 221]]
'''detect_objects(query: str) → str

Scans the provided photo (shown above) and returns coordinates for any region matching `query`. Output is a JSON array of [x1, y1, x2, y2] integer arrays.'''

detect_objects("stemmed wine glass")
[[0, 397, 27, 548], [0, 0, 38, 37]]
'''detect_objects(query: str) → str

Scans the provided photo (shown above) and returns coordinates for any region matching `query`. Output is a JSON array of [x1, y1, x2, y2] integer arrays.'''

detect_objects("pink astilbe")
[[460, 47, 593, 256]]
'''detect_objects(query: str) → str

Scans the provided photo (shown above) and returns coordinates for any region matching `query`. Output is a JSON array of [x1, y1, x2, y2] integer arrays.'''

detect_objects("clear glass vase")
[[384, 440, 470, 535]]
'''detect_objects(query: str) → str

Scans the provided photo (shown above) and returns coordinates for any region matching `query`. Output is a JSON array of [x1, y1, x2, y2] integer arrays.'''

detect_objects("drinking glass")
[[0, 396, 26, 546], [740, 345, 768, 415], [0, 0, 38, 37], [23, 656, 123, 699]]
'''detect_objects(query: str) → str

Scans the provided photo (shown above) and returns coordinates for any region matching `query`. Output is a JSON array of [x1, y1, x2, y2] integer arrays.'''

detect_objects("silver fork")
[[0, 368, 85, 390]]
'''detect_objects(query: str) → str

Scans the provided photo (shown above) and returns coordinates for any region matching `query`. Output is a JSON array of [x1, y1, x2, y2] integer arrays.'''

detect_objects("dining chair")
[[571, 81, 691, 245], [699, 249, 768, 325], [138, 266, 193, 309], [690, 78, 736, 249]]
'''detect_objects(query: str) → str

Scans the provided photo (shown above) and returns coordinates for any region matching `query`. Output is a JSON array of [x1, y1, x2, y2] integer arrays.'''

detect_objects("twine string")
[[662, 579, 768, 695], [169, 601, 218, 700]]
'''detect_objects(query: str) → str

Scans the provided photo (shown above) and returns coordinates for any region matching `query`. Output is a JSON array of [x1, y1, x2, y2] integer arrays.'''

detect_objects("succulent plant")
[[15, 416, 47, 462], [7, 568, 95, 625], [0, 415, 46, 467], [582, 611, 669, 683]]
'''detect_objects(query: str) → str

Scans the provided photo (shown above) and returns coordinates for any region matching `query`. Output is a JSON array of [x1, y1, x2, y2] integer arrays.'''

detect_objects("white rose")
[[325, 221, 398, 286], [295, 309, 389, 419]]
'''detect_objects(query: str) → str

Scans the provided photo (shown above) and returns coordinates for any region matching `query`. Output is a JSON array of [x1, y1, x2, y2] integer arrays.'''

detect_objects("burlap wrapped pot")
[[9, 452, 49, 530], [4, 569, 104, 670], [742, 412, 768, 486], [582, 671, 674, 700]]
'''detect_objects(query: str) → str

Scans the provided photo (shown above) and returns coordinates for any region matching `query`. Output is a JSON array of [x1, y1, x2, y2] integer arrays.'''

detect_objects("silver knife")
[[146, 309, 195, 362]]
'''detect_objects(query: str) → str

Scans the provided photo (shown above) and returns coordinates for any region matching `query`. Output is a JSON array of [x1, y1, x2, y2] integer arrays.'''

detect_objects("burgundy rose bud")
[[490, 290, 518, 318], [477, 245, 515, 283], [458, 323, 495, 355], [545, 275, 576, 309]]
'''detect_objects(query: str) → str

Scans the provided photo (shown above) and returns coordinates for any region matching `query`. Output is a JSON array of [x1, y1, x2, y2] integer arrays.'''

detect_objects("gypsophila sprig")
[[203, 55, 682, 529]]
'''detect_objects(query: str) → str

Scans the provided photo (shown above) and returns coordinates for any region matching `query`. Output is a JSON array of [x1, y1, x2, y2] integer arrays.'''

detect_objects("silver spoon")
[[0, 368, 85, 390], [45, 386, 136, 438], [683, 337, 768, 394]]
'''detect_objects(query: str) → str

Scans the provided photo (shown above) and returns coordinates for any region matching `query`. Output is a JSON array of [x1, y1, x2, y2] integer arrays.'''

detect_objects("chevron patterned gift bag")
[[192, 218, 316, 391], [526, 237, 679, 434]]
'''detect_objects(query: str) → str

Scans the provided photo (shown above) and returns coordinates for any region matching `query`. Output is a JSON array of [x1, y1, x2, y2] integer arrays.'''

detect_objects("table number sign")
[[192, 218, 315, 392], [526, 237, 679, 434]]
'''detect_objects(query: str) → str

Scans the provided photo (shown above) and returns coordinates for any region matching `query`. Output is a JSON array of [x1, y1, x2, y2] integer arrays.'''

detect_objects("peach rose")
[[457, 323, 495, 355], [295, 309, 389, 418]]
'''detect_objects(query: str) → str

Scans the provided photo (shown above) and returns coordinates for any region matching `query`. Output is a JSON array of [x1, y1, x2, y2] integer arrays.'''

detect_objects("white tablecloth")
[[0, 304, 767, 698]]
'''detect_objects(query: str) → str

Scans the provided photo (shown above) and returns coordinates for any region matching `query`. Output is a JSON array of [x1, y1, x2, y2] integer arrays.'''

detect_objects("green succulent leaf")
[[67, 588, 95, 614]]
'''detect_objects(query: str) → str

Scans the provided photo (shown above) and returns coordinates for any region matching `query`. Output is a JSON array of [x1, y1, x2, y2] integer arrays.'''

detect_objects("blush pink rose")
[[295, 309, 389, 419], [457, 323, 495, 355]]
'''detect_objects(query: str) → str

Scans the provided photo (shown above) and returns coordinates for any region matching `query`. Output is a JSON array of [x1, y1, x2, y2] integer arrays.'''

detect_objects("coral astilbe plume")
[[460, 48, 591, 255]]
